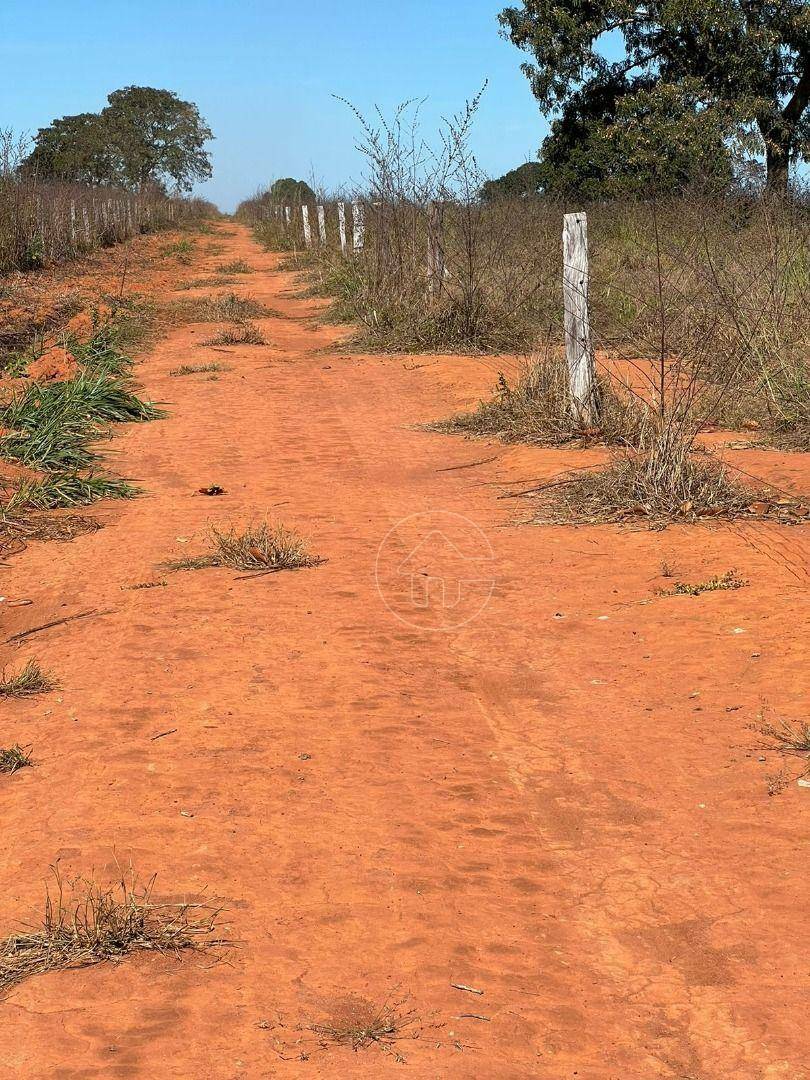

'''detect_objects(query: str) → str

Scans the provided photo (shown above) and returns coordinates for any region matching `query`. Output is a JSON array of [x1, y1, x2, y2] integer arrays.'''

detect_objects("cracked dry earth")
[[0, 222, 808, 1079]]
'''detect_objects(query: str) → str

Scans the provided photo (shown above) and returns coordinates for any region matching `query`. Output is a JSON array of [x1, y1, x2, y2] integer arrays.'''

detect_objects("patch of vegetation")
[[202, 322, 266, 346], [215, 260, 252, 274], [0, 745, 34, 774], [757, 712, 810, 759], [176, 277, 237, 291], [0, 659, 56, 698], [169, 362, 231, 376], [161, 237, 194, 262], [166, 521, 321, 573], [172, 292, 269, 323], [123, 579, 167, 591], [529, 432, 771, 527], [432, 356, 645, 447], [0, 865, 223, 998], [659, 569, 748, 596], [8, 474, 139, 511], [308, 994, 420, 1062], [0, 511, 102, 559]]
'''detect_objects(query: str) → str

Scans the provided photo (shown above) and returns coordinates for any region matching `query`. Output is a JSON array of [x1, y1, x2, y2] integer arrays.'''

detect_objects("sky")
[[0, 0, 550, 211]]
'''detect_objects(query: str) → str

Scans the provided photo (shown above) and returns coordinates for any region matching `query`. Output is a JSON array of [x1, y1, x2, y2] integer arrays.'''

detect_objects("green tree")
[[499, 0, 810, 192], [25, 87, 213, 192], [480, 161, 544, 200], [269, 178, 317, 203]]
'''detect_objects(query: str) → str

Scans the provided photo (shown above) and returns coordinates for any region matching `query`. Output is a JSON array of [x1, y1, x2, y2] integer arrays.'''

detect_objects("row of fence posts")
[[29, 194, 178, 259], [262, 199, 597, 428], [263, 199, 365, 254]]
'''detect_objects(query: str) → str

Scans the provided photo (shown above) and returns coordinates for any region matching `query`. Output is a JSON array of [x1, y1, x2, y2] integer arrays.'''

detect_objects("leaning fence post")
[[352, 200, 365, 251], [301, 205, 312, 247], [337, 201, 347, 253], [317, 204, 326, 244], [562, 211, 598, 426]]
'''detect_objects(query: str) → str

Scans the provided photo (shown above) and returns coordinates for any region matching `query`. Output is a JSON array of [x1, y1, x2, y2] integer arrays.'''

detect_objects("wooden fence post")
[[562, 212, 598, 426], [317, 204, 326, 244], [352, 200, 364, 251], [301, 205, 312, 247], [337, 201, 347, 253]]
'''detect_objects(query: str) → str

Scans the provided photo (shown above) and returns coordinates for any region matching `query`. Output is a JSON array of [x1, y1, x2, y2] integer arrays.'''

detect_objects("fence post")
[[69, 201, 77, 247], [284, 205, 291, 226], [427, 200, 445, 298], [301, 205, 312, 247], [317, 204, 326, 244], [562, 211, 598, 426], [352, 200, 364, 251], [337, 201, 347, 253]]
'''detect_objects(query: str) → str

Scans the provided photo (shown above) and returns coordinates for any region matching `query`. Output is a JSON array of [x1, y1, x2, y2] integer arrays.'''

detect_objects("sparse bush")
[[202, 322, 266, 346], [172, 292, 268, 323], [0, 744, 33, 774], [167, 520, 321, 573]]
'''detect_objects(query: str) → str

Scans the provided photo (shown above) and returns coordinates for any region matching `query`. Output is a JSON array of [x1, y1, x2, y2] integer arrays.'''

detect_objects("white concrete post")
[[337, 201, 347, 253], [317, 204, 326, 244], [352, 200, 365, 251], [562, 212, 598, 426], [301, 204, 312, 247]]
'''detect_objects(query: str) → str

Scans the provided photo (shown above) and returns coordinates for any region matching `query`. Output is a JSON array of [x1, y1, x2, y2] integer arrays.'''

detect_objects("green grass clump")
[[166, 521, 320, 573], [0, 745, 33, 774], [161, 238, 194, 262], [0, 659, 56, 698], [8, 474, 139, 510]]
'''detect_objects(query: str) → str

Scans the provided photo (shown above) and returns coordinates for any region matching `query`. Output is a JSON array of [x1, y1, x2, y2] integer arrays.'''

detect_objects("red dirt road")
[[1, 224, 808, 1078]]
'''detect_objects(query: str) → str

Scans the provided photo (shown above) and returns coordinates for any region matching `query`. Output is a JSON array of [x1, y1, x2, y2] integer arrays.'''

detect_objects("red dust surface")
[[0, 223, 807, 1078]]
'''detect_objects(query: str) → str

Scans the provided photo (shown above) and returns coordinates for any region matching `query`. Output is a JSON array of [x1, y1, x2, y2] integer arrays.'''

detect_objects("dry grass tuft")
[[167, 521, 321, 574], [309, 994, 421, 1062], [0, 659, 56, 698], [433, 355, 645, 448], [529, 430, 783, 527], [0, 744, 33, 774], [169, 362, 232, 376], [216, 260, 253, 274], [202, 322, 267, 347], [757, 713, 810, 759], [659, 569, 748, 596], [0, 865, 223, 997], [0, 512, 101, 559], [172, 292, 269, 323]]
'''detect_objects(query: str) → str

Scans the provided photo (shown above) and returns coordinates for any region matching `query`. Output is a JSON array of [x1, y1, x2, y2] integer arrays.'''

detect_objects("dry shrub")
[[529, 428, 778, 527], [171, 292, 268, 323], [309, 994, 421, 1062], [0, 865, 223, 997], [756, 712, 810, 758], [433, 352, 645, 447], [202, 322, 266, 346], [168, 521, 321, 574]]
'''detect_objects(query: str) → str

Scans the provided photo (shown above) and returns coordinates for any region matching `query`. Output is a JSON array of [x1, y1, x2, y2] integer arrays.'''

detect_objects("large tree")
[[499, 0, 810, 192], [25, 87, 213, 192]]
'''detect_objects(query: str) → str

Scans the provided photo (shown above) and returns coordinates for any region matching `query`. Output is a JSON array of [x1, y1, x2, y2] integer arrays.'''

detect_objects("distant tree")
[[269, 178, 317, 203], [499, 0, 809, 193], [537, 81, 738, 199], [480, 161, 544, 201], [24, 87, 213, 192]]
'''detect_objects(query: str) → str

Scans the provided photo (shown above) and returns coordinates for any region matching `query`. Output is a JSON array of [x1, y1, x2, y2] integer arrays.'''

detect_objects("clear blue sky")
[[1, 0, 549, 211]]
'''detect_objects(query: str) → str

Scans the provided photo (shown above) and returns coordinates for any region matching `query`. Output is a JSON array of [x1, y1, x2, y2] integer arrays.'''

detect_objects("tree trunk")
[[765, 139, 789, 195]]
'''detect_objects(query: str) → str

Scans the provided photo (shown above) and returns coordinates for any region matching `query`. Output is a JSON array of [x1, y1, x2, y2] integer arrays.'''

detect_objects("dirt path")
[[1, 223, 808, 1079]]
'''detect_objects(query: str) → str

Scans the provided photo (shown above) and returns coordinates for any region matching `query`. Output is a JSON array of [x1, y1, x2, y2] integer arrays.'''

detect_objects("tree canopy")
[[480, 161, 545, 201], [499, 0, 810, 192], [268, 178, 317, 204], [25, 87, 213, 192]]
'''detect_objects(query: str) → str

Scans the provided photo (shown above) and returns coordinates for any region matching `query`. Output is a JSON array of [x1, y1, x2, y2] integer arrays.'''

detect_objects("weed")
[[660, 569, 748, 596], [757, 712, 810, 758], [172, 292, 269, 323], [161, 238, 194, 263], [202, 322, 266, 346], [529, 430, 774, 527], [169, 362, 231, 376], [216, 260, 252, 274], [176, 277, 237, 291], [166, 521, 320, 574], [0, 511, 102, 558], [0, 745, 34, 774], [433, 355, 645, 448], [0, 659, 56, 698], [766, 768, 792, 796], [8, 474, 139, 510], [0, 865, 223, 997], [308, 994, 421, 1062], [124, 580, 167, 591]]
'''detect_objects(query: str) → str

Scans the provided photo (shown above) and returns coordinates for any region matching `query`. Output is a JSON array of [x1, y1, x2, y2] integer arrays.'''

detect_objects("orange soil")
[[0, 223, 808, 1079]]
